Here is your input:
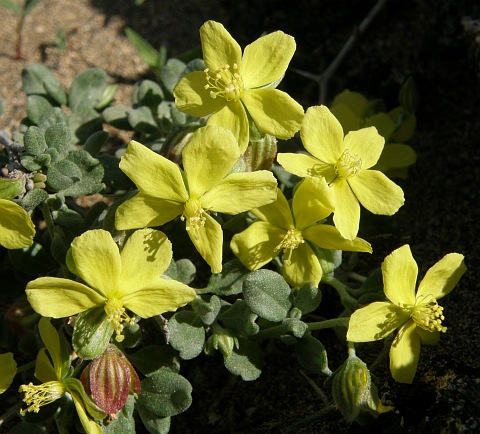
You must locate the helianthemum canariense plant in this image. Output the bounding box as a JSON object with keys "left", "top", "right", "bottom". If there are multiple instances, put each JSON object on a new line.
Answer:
{"left": 277, "top": 105, "right": 405, "bottom": 240}
{"left": 231, "top": 177, "right": 372, "bottom": 288}
{"left": 173, "top": 20, "right": 304, "bottom": 152}
{"left": 347, "top": 244, "right": 466, "bottom": 383}
{"left": 26, "top": 229, "right": 196, "bottom": 342}
{"left": 115, "top": 125, "right": 278, "bottom": 273}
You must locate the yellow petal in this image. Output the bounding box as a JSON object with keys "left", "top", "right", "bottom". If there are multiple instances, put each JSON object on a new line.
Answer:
{"left": 230, "top": 221, "right": 285, "bottom": 270}
{"left": 276, "top": 153, "right": 328, "bottom": 179}
{"left": 303, "top": 224, "right": 372, "bottom": 253}
{"left": 26, "top": 277, "right": 104, "bottom": 318}
{"left": 329, "top": 103, "right": 363, "bottom": 134}
{"left": 38, "top": 318, "right": 62, "bottom": 379}
{"left": 71, "top": 391, "right": 103, "bottom": 434}
{"left": 71, "top": 230, "right": 121, "bottom": 296}
{"left": 251, "top": 187, "right": 293, "bottom": 229}
{"left": 0, "top": 353, "right": 16, "bottom": 394}
{"left": 344, "top": 126, "right": 384, "bottom": 169}
{"left": 0, "top": 199, "right": 35, "bottom": 249}
{"left": 200, "top": 20, "right": 242, "bottom": 71}
{"left": 349, "top": 170, "right": 404, "bottom": 215}
{"left": 300, "top": 106, "right": 344, "bottom": 164}
{"left": 173, "top": 71, "right": 226, "bottom": 117}
{"left": 122, "top": 280, "right": 196, "bottom": 318}
{"left": 183, "top": 125, "right": 239, "bottom": 198}
{"left": 283, "top": 243, "right": 322, "bottom": 289}
{"left": 207, "top": 101, "right": 249, "bottom": 152}
{"left": 346, "top": 302, "right": 409, "bottom": 342}
{"left": 241, "top": 88, "right": 303, "bottom": 139}
{"left": 34, "top": 348, "right": 56, "bottom": 383}
{"left": 417, "top": 252, "right": 466, "bottom": 300}
{"left": 365, "top": 113, "right": 396, "bottom": 141}
{"left": 118, "top": 229, "right": 173, "bottom": 297}
{"left": 382, "top": 244, "right": 417, "bottom": 306}
{"left": 242, "top": 31, "right": 296, "bottom": 88}
{"left": 202, "top": 171, "right": 277, "bottom": 214}
{"left": 331, "top": 89, "right": 369, "bottom": 118}
{"left": 115, "top": 193, "right": 184, "bottom": 230}
{"left": 120, "top": 140, "right": 188, "bottom": 203}
{"left": 416, "top": 327, "right": 440, "bottom": 345}
{"left": 187, "top": 212, "right": 223, "bottom": 273}
{"left": 331, "top": 180, "right": 360, "bottom": 240}
{"left": 389, "top": 320, "right": 421, "bottom": 384}
{"left": 292, "top": 177, "right": 333, "bottom": 230}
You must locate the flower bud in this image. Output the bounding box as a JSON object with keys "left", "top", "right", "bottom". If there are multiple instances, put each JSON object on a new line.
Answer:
{"left": 243, "top": 133, "right": 277, "bottom": 171}
{"left": 332, "top": 354, "right": 393, "bottom": 425}
{"left": 80, "top": 345, "right": 140, "bottom": 415}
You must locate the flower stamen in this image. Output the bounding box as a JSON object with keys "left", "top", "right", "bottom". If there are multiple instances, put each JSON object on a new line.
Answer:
{"left": 19, "top": 381, "right": 65, "bottom": 415}
{"left": 105, "top": 299, "right": 136, "bottom": 342}
{"left": 411, "top": 295, "right": 446, "bottom": 333}
{"left": 204, "top": 63, "right": 244, "bottom": 101}
{"left": 275, "top": 228, "right": 304, "bottom": 265}
{"left": 182, "top": 199, "right": 207, "bottom": 239}
{"left": 334, "top": 149, "right": 362, "bottom": 179}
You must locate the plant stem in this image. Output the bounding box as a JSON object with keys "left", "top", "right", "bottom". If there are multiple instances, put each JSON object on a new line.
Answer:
{"left": 322, "top": 275, "right": 357, "bottom": 309}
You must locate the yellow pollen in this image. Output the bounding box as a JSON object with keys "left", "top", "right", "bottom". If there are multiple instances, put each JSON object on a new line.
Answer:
{"left": 204, "top": 63, "right": 244, "bottom": 101}
{"left": 105, "top": 299, "right": 135, "bottom": 342}
{"left": 19, "top": 381, "right": 65, "bottom": 415}
{"left": 334, "top": 149, "right": 362, "bottom": 179}
{"left": 411, "top": 295, "right": 446, "bottom": 333}
{"left": 275, "top": 228, "right": 304, "bottom": 265}
{"left": 182, "top": 199, "right": 207, "bottom": 239}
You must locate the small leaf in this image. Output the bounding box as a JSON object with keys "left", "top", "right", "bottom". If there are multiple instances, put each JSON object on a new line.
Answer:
{"left": 294, "top": 334, "right": 331, "bottom": 375}
{"left": 125, "top": 27, "right": 161, "bottom": 69}
{"left": 19, "top": 188, "right": 48, "bottom": 210}
{"left": 175, "top": 258, "right": 196, "bottom": 285}
{"left": 68, "top": 68, "right": 107, "bottom": 111}
{"left": 69, "top": 105, "right": 103, "bottom": 144}
{"left": 0, "top": 179, "right": 23, "bottom": 199}
{"left": 137, "top": 368, "right": 192, "bottom": 418}
{"left": 22, "top": 64, "right": 65, "bottom": 104}
{"left": 168, "top": 311, "right": 205, "bottom": 360}
{"left": 84, "top": 130, "right": 109, "bottom": 157}
{"left": 128, "top": 106, "right": 158, "bottom": 134}
{"left": 282, "top": 318, "right": 308, "bottom": 338}
{"left": 294, "top": 282, "right": 322, "bottom": 315}
{"left": 44, "top": 124, "right": 73, "bottom": 156}
{"left": 160, "top": 58, "right": 186, "bottom": 94}
{"left": 37, "top": 107, "right": 68, "bottom": 130}
{"left": 223, "top": 338, "right": 263, "bottom": 381}
{"left": 127, "top": 345, "right": 180, "bottom": 376}
{"left": 102, "top": 106, "right": 132, "bottom": 130}
{"left": 23, "top": 126, "right": 47, "bottom": 155}
{"left": 218, "top": 300, "right": 259, "bottom": 337}
{"left": 26, "top": 95, "right": 53, "bottom": 125}
{"left": 132, "top": 80, "right": 164, "bottom": 109}
{"left": 72, "top": 307, "right": 114, "bottom": 359}
{"left": 192, "top": 295, "right": 221, "bottom": 326}
{"left": 206, "top": 259, "right": 249, "bottom": 296}
{"left": 243, "top": 269, "right": 292, "bottom": 322}
{"left": 102, "top": 395, "right": 135, "bottom": 433}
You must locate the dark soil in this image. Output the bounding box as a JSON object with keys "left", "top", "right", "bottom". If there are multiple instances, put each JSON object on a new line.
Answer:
{"left": 1, "top": 0, "right": 480, "bottom": 433}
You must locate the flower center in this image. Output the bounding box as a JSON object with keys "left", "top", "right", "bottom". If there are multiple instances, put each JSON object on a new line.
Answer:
{"left": 182, "top": 199, "right": 207, "bottom": 239}
{"left": 19, "top": 380, "right": 65, "bottom": 415}
{"left": 411, "top": 294, "right": 446, "bottom": 333}
{"left": 334, "top": 149, "right": 362, "bottom": 179}
{"left": 204, "top": 63, "right": 244, "bottom": 101}
{"left": 105, "top": 298, "right": 136, "bottom": 342}
{"left": 275, "top": 228, "right": 304, "bottom": 265}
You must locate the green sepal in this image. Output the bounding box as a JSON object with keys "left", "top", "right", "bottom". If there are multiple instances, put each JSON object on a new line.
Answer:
{"left": 136, "top": 367, "right": 192, "bottom": 418}
{"left": 72, "top": 306, "right": 114, "bottom": 359}
{"left": 243, "top": 269, "right": 292, "bottom": 322}
{"left": 64, "top": 378, "right": 107, "bottom": 421}
{"left": 168, "top": 310, "right": 205, "bottom": 360}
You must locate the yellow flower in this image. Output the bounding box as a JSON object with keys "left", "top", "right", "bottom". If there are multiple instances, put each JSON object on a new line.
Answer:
{"left": 277, "top": 105, "right": 405, "bottom": 240}
{"left": 230, "top": 177, "right": 372, "bottom": 289}
{"left": 115, "top": 125, "right": 278, "bottom": 273}
{"left": 0, "top": 352, "right": 17, "bottom": 394}
{"left": 26, "top": 229, "right": 196, "bottom": 341}
{"left": 0, "top": 198, "right": 35, "bottom": 249}
{"left": 19, "top": 318, "right": 105, "bottom": 434}
{"left": 173, "top": 20, "right": 304, "bottom": 152}
{"left": 346, "top": 245, "right": 466, "bottom": 383}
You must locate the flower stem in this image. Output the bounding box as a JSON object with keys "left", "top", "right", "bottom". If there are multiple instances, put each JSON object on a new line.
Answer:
{"left": 322, "top": 275, "right": 357, "bottom": 309}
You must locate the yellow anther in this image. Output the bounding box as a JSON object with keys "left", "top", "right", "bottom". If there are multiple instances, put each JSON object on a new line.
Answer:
{"left": 204, "top": 64, "right": 244, "bottom": 101}
{"left": 105, "top": 299, "right": 135, "bottom": 342}
{"left": 334, "top": 149, "right": 362, "bottom": 179}
{"left": 411, "top": 295, "right": 446, "bottom": 333}
{"left": 19, "top": 381, "right": 65, "bottom": 415}
{"left": 275, "top": 228, "right": 304, "bottom": 265}
{"left": 182, "top": 199, "right": 207, "bottom": 239}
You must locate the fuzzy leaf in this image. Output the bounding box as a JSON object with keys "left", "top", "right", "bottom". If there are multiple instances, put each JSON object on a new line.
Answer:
{"left": 243, "top": 269, "right": 292, "bottom": 322}
{"left": 68, "top": 68, "right": 107, "bottom": 111}
{"left": 132, "top": 80, "right": 164, "bottom": 109}
{"left": 102, "top": 395, "right": 135, "bottom": 433}
{"left": 22, "top": 64, "right": 66, "bottom": 105}
{"left": 69, "top": 105, "right": 103, "bottom": 143}
{"left": 128, "top": 106, "right": 158, "bottom": 134}
{"left": 223, "top": 338, "right": 263, "bottom": 381}
{"left": 125, "top": 27, "right": 161, "bottom": 70}
{"left": 27, "top": 95, "right": 53, "bottom": 125}
{"left": 137, "top": 407, "right": 171, "bottom": 434}
{"left": 84, "top": 130, "right": 109, "bottom": 157}
{"left": 160, "top": 58, "right": 186, "bottom": 94}
{"left": 294, "top": 282, "right": 322, "bottom": 314}
{"left": 102, "top": 106, "right": 132, "bottom": 130}
{"left": 206, "top": 259, "right": 249, "bottom": 296}
{"left": 294, "top": 335, "right": 331, "bottom": 375}
{"left": 44, "top": 124, "right": 73, "bottom": 156}
{"left": 127, "top": 345, "right": 180, "bottom": 376}
{"left": 37, "top": 107, "right": 68, "bottom": 130}
{"left": 192, "top": 295, "right": 221, "bottom": 326}
{"left": 24, "top": 126, "right": 47, "bottom": 155}
{"left": 137, "top": 368, "right": 192, "bottom": 418}
{"left": 219, "top": 300, "right": 259, "bottom": 337}
{"left": 168, "top": 311, "right": 205, "bottom": 360}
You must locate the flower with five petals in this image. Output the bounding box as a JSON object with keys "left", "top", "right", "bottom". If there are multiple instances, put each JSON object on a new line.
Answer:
{"left": 277, "top": 105, "right": 405, "bottom": 240}
{"left": 26, "top": 229, "right": 196, "bottom": 342}
{"left": 173, "top": 20, "right": 304, "bottom": 152}
{"left": 346, "top": 244, "right": 466, "bottom": 383}
{"left": 115, "top": 125, "right": 278, "bottom": 273}
{"left": 230, "top": 177, "right": 372, "bottom": 289}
